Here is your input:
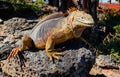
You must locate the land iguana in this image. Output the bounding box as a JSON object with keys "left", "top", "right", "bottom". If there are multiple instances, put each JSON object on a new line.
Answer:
{"left": 7, "top": 10, "right": 94, "bottom": 61}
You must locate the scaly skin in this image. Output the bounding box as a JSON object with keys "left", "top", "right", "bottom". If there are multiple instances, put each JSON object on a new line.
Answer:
{"left": 7, "top": 10, "right": 94, "bottom": 61}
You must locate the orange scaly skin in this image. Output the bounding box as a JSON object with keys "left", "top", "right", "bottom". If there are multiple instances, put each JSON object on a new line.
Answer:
{"left": 7, "top": 10, "right": 94, "bottom": 61}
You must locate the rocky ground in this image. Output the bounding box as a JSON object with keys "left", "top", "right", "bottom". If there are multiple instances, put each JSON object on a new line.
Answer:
{"left": 0, "top": 17, "right": 120, "bottom": 77}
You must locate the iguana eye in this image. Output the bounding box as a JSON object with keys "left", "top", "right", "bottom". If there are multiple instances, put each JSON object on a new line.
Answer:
{"left": 76, "top": 16, "right": 85, "bottom": 22}
{"left": 81, "top": 16, "right": 84, "bottom": 19}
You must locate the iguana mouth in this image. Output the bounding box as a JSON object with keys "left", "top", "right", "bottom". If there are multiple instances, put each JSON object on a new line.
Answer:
{"left": 80, "top": 22, "right": 94, "bottom": 27}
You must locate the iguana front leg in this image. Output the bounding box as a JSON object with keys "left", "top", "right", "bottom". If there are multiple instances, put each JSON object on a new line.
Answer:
{"left": 7, "top": 36, "right": 34, "bottom": 59}
{"left": 45, "top": 36, "right": 63, "bottom": 61}
{"left": 45, "top": 28, "right": 73, "bottom": 61}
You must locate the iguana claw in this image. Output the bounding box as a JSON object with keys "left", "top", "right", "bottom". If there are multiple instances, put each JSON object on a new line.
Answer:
{"left": 7, "top": 48, "right": 20, "bottom": 59}
{"left": 47, "top": 52, "right": 63, "bottom": 61}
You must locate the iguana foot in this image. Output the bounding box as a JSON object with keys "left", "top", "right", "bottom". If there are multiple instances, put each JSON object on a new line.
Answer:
{"left": 46, "top": 52, "right": 63, "bottom": 61}
{"left": 7, "top": 48, "right": 20, "bottom": 59}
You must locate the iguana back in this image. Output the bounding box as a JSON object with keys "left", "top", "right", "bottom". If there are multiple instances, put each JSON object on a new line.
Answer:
{"left": 30, "top": 17, "right": 64, "bottom": 44}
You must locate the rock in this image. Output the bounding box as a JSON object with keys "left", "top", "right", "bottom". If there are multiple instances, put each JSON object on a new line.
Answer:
{"left": 3, "top": 36, "right": 15, "bottom": 44}
{"left": 90, "top": 64, "right": 120, "bottom": 77}
{"left": 1, "top": 43, "right": 95, "bottom": 77}
{"left": 3, "top": 17, "right": 37, "bottom": 35}
{"left": 0, "top": 19, "right": 3, "bottom": 24}
{"left": 90, "top": 55, "right": 120, "bottom": 77}
{"left": 0, "top": 65, "right": 11, "bottom": 77}
{"left": 4, "top": 17, "right": 27, "bottom": 27}
{"left": 0, "top": 24, "right": 8, "bottom": 37}
{"left": 0, "top": 44, "right": 4, "bottom": 48}
{"left": 0, "top": 44, "right": 13, "bottom": 61}
{"left": 0, "top": 36, "right": 5, "bottom": 41}
{"left": 96, "top": 55, "right": 119, "bottom": 69}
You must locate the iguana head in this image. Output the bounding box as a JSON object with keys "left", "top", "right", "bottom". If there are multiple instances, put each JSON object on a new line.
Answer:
{"left": 68, "top": 10, "right": 94, "bottom": 27}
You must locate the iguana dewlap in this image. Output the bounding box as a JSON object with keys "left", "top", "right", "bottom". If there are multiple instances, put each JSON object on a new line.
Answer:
{"left": 7, "top": 10, "right": 94, "bottom": 61}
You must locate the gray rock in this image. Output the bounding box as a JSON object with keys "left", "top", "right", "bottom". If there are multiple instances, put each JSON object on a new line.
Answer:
{"left": 3, "top": 17, "right": 37, "bottom": 35}
{"left": 3, "top": 49, "right": 120, "bottom": 77}
{"left": 1, "top": 42, "right": 95, "bottom": 77}
{"left": 0, "top": 36, "right": 4, "bottom": 41}
{"left": 3, "top": 36, "right": 15, "bottom": 44}
{"left": 96, "top": 55, "right": 119, "bottom": 69}
{"left": 0, "top": 44, "right": 13, "bottom": 61}
{"left": 0, "top": 19, "right": 3, "bottom": 24}
{"left": 0, "top": 44, "right": 4, "bottom": 48}
{"left": 4, "top": 17, "right": 27, "bottom": 27}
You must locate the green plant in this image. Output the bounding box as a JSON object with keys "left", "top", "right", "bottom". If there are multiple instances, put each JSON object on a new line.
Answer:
{"left": 3, "top": 0, "right": 25, "bottom": 4}
{"left": 93, "top": 9, "right": 120, "bottom": 63}
{"left": 114, "top": 25, "right": 120, "bottom": 35}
